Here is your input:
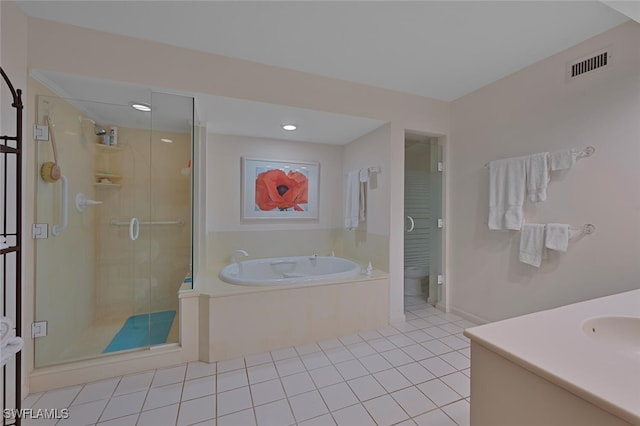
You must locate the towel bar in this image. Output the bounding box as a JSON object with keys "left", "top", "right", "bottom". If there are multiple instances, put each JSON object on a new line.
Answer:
{"left": 483, "top": 146, "right": 595, "bottom": 168}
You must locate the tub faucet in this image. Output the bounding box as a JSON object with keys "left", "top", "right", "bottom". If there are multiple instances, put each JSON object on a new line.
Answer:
{"left": 231, "top": 249, "right": 249, "bottom": 264}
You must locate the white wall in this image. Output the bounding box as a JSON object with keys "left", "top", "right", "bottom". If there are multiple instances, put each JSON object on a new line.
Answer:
{"left": 449, "top": 21, "right": 640, "bottom": 323}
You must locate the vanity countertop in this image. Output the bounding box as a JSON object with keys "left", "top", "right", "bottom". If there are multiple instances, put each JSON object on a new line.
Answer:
{"left": 464, "top": 289, "right": 640, "bottom": 425}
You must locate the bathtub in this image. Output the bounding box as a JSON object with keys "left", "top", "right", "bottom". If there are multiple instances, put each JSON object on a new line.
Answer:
{"left": 219, "top": 255, "right": 361, "bottom": 286}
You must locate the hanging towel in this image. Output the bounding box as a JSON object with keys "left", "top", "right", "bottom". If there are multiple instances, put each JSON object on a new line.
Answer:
{"left": 344, "top": 171, "right": 360, "bottom": 230}
{"left": 359, "top": 168, "right": 368, "bottom": 222}
{"left": 519, "top": 223, "right": 546, "bottom": 267}
{"left": 489, "top": 157, "right": 527, "bottom": 230}
{"left": 1, "top": 332, "right": 23, "bottom": 367}
{"left": 550, "top": 149, "right": 577, "bottom": 171}
{"left": 1, "top": 316, "right": 13, "bottom": 349}
{"left": 546, "top": 223, "right": 570, "bottom": 252}
{"left": 525, "top": 152, "right": 550, "bottom": 202}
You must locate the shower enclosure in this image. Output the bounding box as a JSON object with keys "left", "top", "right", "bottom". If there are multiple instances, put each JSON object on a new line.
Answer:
{"left": 404, "top": 135, "right": 443, "bottom": 306}
{"left": 32, "top": 79, "right": 194, "bottom": 367}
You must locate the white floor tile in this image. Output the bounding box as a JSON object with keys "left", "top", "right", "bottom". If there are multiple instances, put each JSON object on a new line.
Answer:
{"left": 22, "top": 392, "right": 43, "bottom": 409}
{"left": 275, "top": 357, "right": 306, "bottom": 377}
{"left": 324, "top": 347, "right": 355, "bottom": 364}
{"left": 318, "top": 382, "right": 358, "bottom": 411}
{"left": 461, "top": 368, "right": 471, "bottom": 378}
{"left": 439, "top": 335, "right": 469, "bottom": 350}
{"left": 96, "top": 414, "right": 138, "bottom": 426}
{"left": 402, "top": 344, "right": 435, "bottom": 362}
{"left": 441, "top": 372, "right": 470, "bottom": 398}
{"left": 454, "top": 320, "right": 477, "bottom": 329}
{"left": 338, "top": 333, "right": 364, "bottom": 346}
{"left": 377, "top": 325, "right": 401, "bottom": 337}
{"left": 358, "top": 330, "right": 383, "bottom": 341}
{"left": 317, "top": 338, "right": 343, "bottom": 351}
{"left": 439, "top": 323, "right": 465, "bottom": 335}
{"left": 217, "top": 357, "right": 246, "bottom": 373}
{"left": 367, "top": 338, "right": 396, "bottom": 353}
{"left": 404, "top": 330, "right": 434, "bottom": 344}
{"left": 387, "top": 334, "right": 417, "bottom": 348}
{"left": 380, "top": 348, "right": 414, "bottom": 367}
{"left": 137, "top": 403, "right": 178, "bottom": 426}
{"left": 301, "top": 352, "right": 332, "bottom": 370}
{"left": 251, "top": 378, "right": 286, "bottom": 406}
{"left": 424, "top": 326, "right": 450, "bottom": 339}
{"left": 309, "top": 365, "right": 344, "bottom": 388}
{"left": 218, "top": 408, "right": 256, "bottom": 426}
{"left": 373, "top": 368, "right": 412, "bottom": 393}
{"left": 217, "top": 386, "right": 253, "bottom": 416}
{"left": 217, "top": 369, "right": 249, "bottom": 392}
{"left": 396, "top": 362, "right": 435, "bottom": 385}
{"left": 72, "top": 378, "right": 119, "bottom": 405}
{"left": 245, "top": 352, "right": 273, "bottom": 367}
{"left": 281, "top": 371, "right": 316, "bottom": 397}
{"left": 289, "top": 390, "right": 328, "bottom": 422}
{"left": 271, "top": 347, "right": 298, "bottom": 361}
{"left": 33, "top": 385, "right": 82, "bottom": 409}
{"left": 100, "top": 390, "right": 146, "bottom": 421}
{"left": 255, "top": 399, "right": 295, "bottom": 426}
{"left": 152, "top": 365, "right": 186, "bottom": 387}
{"left": 297, "top": 413, "right": 336, "bottom": 426}
{"left": 392, "top": 322, "right": 418, "bottom": 333}
{"left": 59, "top": 399, "right": 108, "bottom": 426}
{"left": 391, "top": 386, "right": 436, "bottom": 417}
{"left": 248, "top": 363, "right": 279, "bottom": 384}
{"left": 407, "top": 318, "right": 432, "bottom": 329}
{"left": 191, "top": 419, "right": 216, "bottom": 426}
{"left": 186, "top": 361, "right": 217, "bottom": 380}
{"left": 441, "top": 399, "right": 470, "bottom": 426}
{"left": 440, "top": 351, "right": 470, "bottom": 371}
{"left": 417, "top": 379, "right": 462, "bottom": 407}
{"left": 363, "top": 394, "right": 409, "bottom": 426}
{"left": 295, "top": 342, "right": 322, "bottom": 355}
{"left": 143, "top": 382, "right": 182, "bottom": 411}
{"left": 426, "top": 316, "right": 449, "bottom": 326}
{"left": 421, "top": 339, "right": 455, "bottom": 356}
{"left": 346, "top": 342, "right": 376, "bottom": 358}
{"left": 458, "top": 347, "right": 471, "bottom": 358}
{"left": 420, "top": 357, "right": 456, "bottom": 377}
{"left": 332, "top": 403, "right": 375, "bottom": 426}
{"left": 182, "top": 375, "right": 216, "bottom": 401}
{"left": 359, "top": 353, "right": 393, "bottom": 374}
{"left": 347, "top": 375, "right": 386, "bottom": 402}
{"left": 113, "top": 371, "right": 154, "bottom": 396}
{"left": 413, "top": 408, "right": 457, "bottom": 426}
{"left": 176, "top": 394, "right": 216, "bottom": 426}
{"left": 396, "top": 420, "right": 418, "bottom": 426}
{"left": 334, "top": 359, "right": 369, "bottom": 380}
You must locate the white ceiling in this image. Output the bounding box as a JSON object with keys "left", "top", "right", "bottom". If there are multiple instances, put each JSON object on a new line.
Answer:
{"left": 18, "top": 1, "right": 631, "bottom": 143}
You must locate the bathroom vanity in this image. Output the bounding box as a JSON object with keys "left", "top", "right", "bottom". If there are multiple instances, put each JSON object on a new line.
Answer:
{"left": 464, "top": 290, "right": 640, "bottom": 426}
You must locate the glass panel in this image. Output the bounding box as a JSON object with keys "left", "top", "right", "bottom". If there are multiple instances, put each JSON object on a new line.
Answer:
{"left": 149, "top": 92, "right": 194, "bottom": 346}
{"left": 404, "top": 136, "right": 442, "bottom": 307}
{"left": 34, "top": 94, "right": 152, "bottom": 366}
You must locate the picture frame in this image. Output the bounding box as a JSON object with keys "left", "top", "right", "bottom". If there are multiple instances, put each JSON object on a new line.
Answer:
{"left": 241, "top": 157, "right": 320, "bottom": 220}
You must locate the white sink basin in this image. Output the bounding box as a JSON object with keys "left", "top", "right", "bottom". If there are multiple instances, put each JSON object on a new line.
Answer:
{"left": 581, "top": 316, "right": 640, "bottom": 356}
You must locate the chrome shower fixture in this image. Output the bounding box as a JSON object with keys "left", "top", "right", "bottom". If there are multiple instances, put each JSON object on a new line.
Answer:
{"left": 78, "top": 115, "right": 105, "bottom": 135}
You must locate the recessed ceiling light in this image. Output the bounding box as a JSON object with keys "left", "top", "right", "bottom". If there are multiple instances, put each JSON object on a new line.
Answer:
{"left": 282, "top": 124, "right": 297, "bottom": 131}
{"left": 161, "top": 138, "right": 173, "bottom": 143}
{"left": 131, "top": 102, "right": 151, "bottom": 112}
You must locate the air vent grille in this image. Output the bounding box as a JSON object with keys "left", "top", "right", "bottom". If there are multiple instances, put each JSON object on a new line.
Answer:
{"left": 569, "top": 49, "right": 610, "bottom": 78}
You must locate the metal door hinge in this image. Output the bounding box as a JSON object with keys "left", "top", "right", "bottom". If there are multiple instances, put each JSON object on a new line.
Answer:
{"left": 437, "top": 218, "right": 444, "bottom": 229}
{"left": 34, "top": 125, "right": 49, "bottom": 141}
{"left": 437, "top": 275, "right": 444, "bottom": 285}
{"left": 32, "top": 223, "right": 48, "bottom": 239}
{"left": 437, "top": 162, "right": 444, "bottom": 172}
{"left": 32, "top": 321, "right": 48, "bottom": 338}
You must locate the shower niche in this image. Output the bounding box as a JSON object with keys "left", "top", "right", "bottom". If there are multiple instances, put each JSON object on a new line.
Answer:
{"left": 32, "top": 74, "right": 194, "bottom": 368}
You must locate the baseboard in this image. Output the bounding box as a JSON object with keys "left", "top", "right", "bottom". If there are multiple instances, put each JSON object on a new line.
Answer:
{"left": 449, "top": 306, "right": 490, "bottom": 325}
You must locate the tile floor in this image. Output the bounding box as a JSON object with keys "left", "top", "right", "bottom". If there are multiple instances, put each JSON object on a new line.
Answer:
{"left": 22, "top": 297, "right": 475, "bottom": 426}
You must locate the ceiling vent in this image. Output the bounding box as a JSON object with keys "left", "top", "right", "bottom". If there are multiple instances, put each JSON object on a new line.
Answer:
{"left": 567, "top": 48, "right": 611, "bottom": 79}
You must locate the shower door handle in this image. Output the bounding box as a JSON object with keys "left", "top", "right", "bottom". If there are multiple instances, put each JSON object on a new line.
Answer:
{"left": 52, "top": 175, "right": 68, "bottom": 236}
{"left": 129, "top": 217, "right": 140, "bottom": 241}
{"left": 406, "top": 215, "right": 415, "bottom": 233}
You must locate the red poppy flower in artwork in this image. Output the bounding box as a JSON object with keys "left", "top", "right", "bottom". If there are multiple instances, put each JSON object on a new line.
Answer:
{"left": 255, "top": 169, "right": 308, "bottom": 211}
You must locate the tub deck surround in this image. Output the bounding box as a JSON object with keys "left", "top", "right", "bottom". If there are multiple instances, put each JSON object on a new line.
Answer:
{"left": 464, "top": 290, "right": 640, "bottom": 425}
{"left": 199, "top": 266, "right": 390, "bottom": 362}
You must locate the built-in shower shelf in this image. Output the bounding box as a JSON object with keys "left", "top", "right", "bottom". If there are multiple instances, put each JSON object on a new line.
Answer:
{"left": 94, "top": 182, "right": 121, "bottom": 188}
{"left": 96, "top": 172, "right": 122, "bottom": 179}
{"left": 95, "top": 143, "right": 122, "bottom": 152}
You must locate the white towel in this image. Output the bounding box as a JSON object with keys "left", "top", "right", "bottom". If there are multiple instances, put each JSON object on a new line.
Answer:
{"left": 359, "top": 169, "right": 368, "bottom": 222}
{"left": 1, "top": 316, "right": 13, "bottom": 348}
{"left": 525, "top": 152, "right": 550, "bottom": 202}
{"left": 545, "top": 223, "right": 570, "bottom": 252}
{"left": 489, "top": 156, "right": 527, "bottom": 230}
{"left": 1, "top": 331, "right": 23, "bottom": 367}
{"left": 519, "top": 223, "right": 546, "bottom": 267}
{"left": 344, "top": 171, "right": 360, "bottom": 229}
{"left": 550, "top": 149, "right": 576, "bottom": 171}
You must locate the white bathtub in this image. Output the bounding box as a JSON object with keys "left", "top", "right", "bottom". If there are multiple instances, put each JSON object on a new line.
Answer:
{"left": 219, "top": 255, "right": 361, "bottom": 286}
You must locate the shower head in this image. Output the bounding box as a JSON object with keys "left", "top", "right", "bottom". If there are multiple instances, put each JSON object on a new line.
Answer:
{"left": 94, "top": 125, "right": 107, "bottom": 136}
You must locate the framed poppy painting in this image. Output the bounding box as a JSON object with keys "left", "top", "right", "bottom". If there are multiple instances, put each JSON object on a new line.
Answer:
{"left": 241, "top": 157, "right": 320, "bottom": 220}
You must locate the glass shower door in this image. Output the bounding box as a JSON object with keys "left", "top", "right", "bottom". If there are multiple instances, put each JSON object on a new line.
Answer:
{"left": 34, "top": 94, "right": 152, "bottom": 367}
